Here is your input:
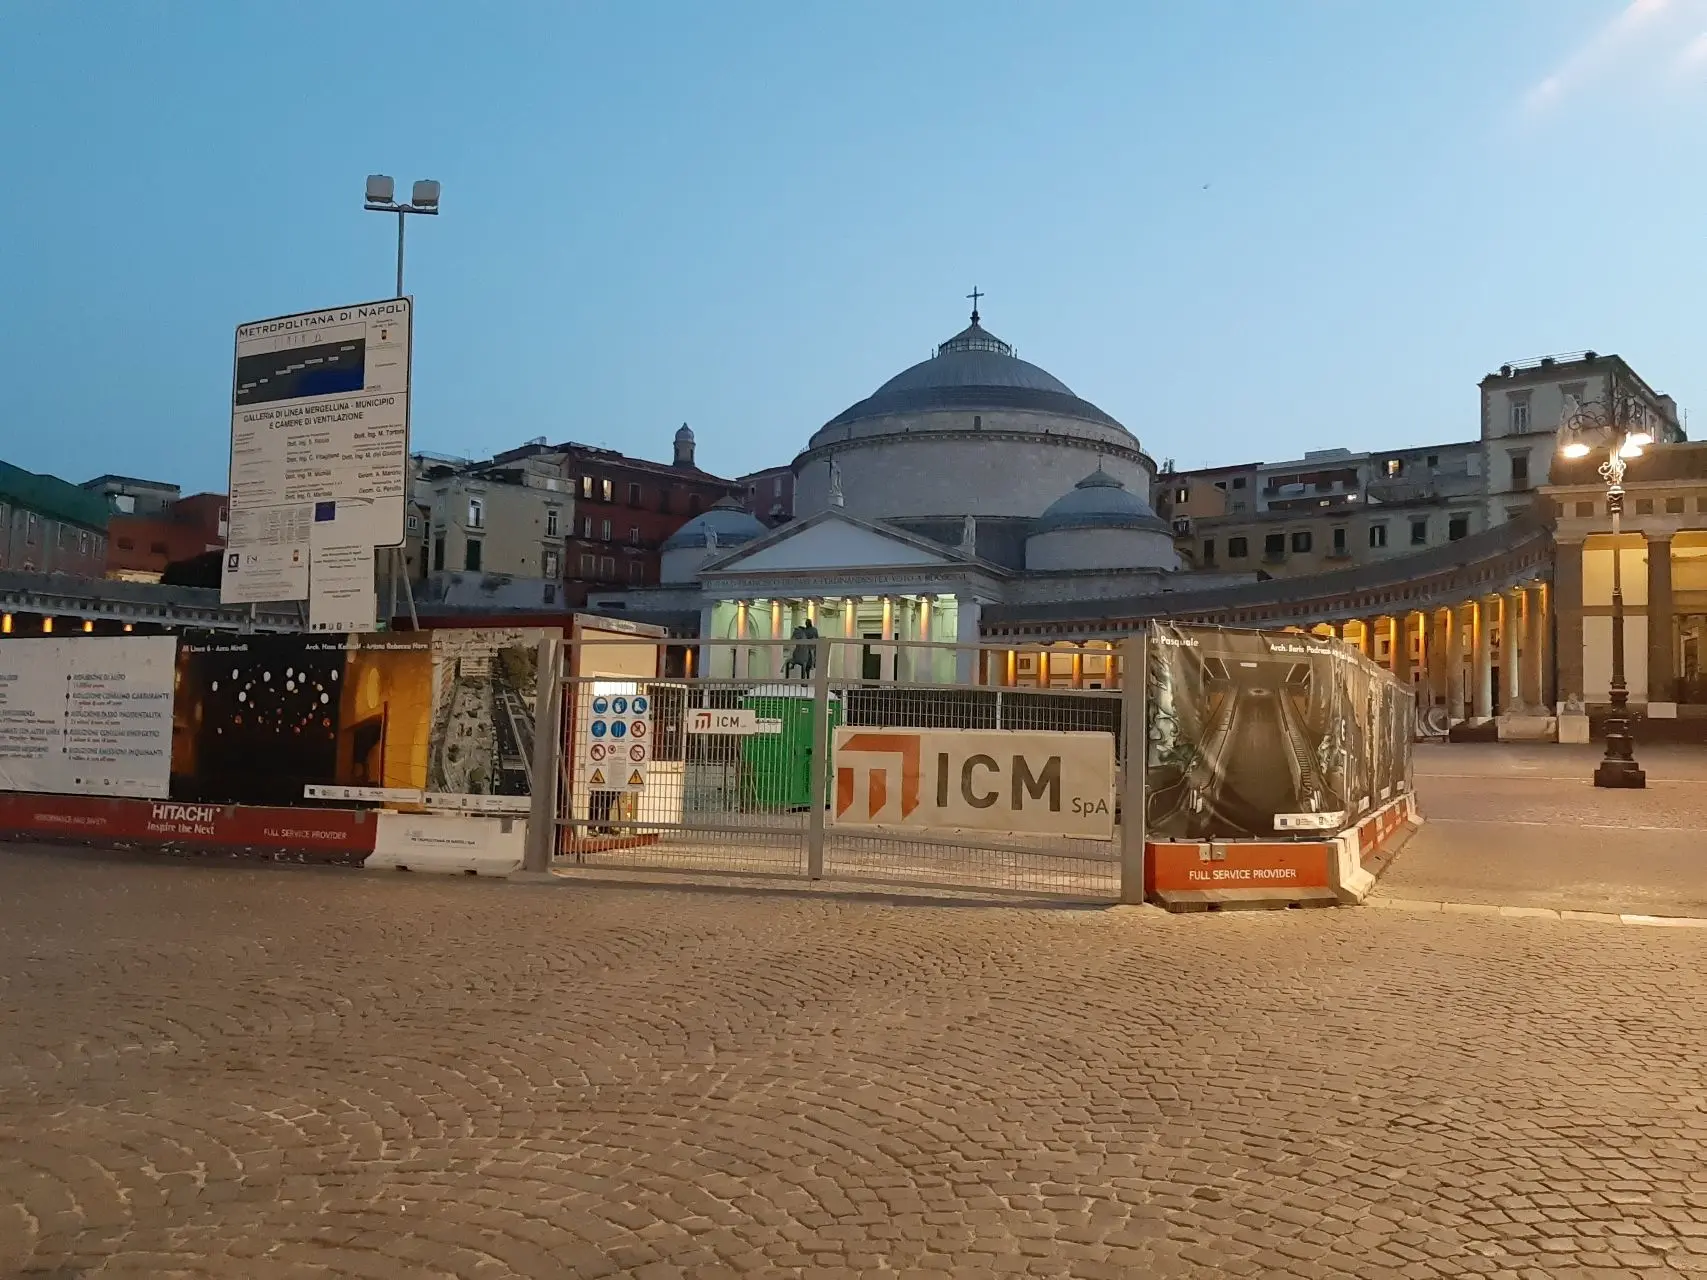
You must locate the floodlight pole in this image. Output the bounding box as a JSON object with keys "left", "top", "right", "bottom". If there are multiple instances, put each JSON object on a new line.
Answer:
{"left": 363, "top": 181, "right": 438, "bottom": 631}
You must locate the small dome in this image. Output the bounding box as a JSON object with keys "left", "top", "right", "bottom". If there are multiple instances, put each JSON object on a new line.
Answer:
{"left": 660, "top": 498, "right": 765, "bottom": 551}
{"left": 675, "top": 423, "right": 695, "bottom": 441}
{"left": 1033, "top": 466, "right": 1170, "bottom": 535}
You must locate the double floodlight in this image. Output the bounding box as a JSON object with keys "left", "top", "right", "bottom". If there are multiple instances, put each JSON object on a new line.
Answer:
{"left": 365, "top": 174, "right": 441, "bottom": 212}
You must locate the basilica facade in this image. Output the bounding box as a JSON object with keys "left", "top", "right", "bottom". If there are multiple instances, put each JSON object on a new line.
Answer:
{"left": 590, "top": 308, "right": 1239, "bottom": 681}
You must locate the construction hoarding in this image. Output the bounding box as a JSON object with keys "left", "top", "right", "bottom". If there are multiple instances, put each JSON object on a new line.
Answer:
{"left": 1144, "top": 623, "right": 1414, "bottom": 842}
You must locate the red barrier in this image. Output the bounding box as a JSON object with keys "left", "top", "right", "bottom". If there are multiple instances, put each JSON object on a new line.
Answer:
{"left": 0, "top": 793, "right": 376, "bottom": 865}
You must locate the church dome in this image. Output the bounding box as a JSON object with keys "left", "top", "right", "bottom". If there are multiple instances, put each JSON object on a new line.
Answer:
{"left": 813, "top": 314, "right": 1129, "bottom": 437}
{"left": 1034, "top": 466, "right": 1171, "bottom": 535}
{"left": 660, "top": 499, "right": 765, "bottom": 552}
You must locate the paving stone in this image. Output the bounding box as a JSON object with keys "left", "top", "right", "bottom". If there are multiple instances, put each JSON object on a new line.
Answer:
{"left": 0, "top": 845, "right": 1705, "bottom": 1277}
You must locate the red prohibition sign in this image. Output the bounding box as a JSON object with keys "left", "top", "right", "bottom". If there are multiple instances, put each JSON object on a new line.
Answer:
{"left": 629, "top": 743, "right": 646, "bottom": 762}
{"left": 589, "top": 742, "right": 607, "bottom": 761}
{"left": 630, "top": 721, "right": 648, "bottom": 739}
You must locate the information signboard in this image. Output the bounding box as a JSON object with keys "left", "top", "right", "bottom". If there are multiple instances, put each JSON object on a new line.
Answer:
{"left": 222, "top": 298, "right": 412, "bottom": 605}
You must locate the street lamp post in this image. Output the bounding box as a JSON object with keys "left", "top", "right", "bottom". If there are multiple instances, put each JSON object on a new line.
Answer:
{"left": 1558, "top": 395, "right": 1652, "bottom": 789}
{"left": 363, "top": 175, "right": 440, "bottom": 299}
{"left": 362, "top": 175, "right": 438, "bottom": 631}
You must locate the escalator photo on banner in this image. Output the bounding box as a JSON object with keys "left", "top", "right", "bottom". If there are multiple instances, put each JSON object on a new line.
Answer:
{"left": 1145, "top": 623, "right": 1412, "bottom": 841}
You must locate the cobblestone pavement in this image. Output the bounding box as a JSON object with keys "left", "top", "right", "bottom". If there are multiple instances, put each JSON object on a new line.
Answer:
{"left": 5, "top": 846, "right": 1707, "bottom": 1279}
{"left": 1384, "top": 744, "right": 1707, "bottom": 915}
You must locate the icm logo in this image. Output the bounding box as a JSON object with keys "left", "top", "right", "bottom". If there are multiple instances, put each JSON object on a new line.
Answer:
{"left": 835, "top": 733, "right": 921, "bottom": 822}
{"left": 151, "top": 803, "right": 218, "bottom": 824}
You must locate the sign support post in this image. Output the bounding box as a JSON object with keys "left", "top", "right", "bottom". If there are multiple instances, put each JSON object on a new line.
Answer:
{"left": 805, "top": 636, "right": 831, "bottom": 880}
{"left": 1119, "top": 628, "right": 1149, "bottom": 904}
{"left": 524, "top": 634, "right": 563, "bottom": 873}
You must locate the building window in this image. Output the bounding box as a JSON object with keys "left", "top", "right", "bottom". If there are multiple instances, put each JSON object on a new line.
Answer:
{"left": 1509, "top": 399, "right": 1530, "bottom": 434}
{"left": 544, "top": 584, "right": 557, "bottom": 605}
{"left": 1291, "top": 530, "right": 1312, "bottom": 553}
{"left": 629, "top": 561, "right": 645, "bottom": 583}
{"left": 1232, "top": 477, "right": 1246, "bottom": 490}
{"left": 117, "top": 537, "right": 135, "bottom": 551}
{"left": 25, "top": 513, "right": 37, "bottom": 543}
{"left": 629, "top": 526, "right": 641, "bottom": 544}
{"left": 465, "top": 538, "right": 483, "bottom": 571}
{"left": 583, "top": 516, "right": 593, "bottom": 538}
{"left": 1172, "top": 518, "right": 1191, "bottom": 535}
{"left": 407, "top": 514, "right": 421, "bottom": 535}
{"left": 600, "top": 519, "right": 612, "bottom": 541}
{"left": 150, "top": 541, "right": 168, "bottom": 555}
{"left": 581, "top": 476, "right": 594, "bottom": 499}
{"left": 1369, "top": 523, "right": 1388, "bottom": 548}
{"left": 1331, "top": 527, "right": 1347, "bottom": 555}
{"left": 659, "top": 490, "right": 672, "bottom": 515}
{"left": 600, "top": 555, "right": 615, "bottom": 578}
{"left": 433, "top": 536, "right": 445, "bottom": 571}
{"left": 1264, "top": 533, "right": 1285, "bottom": 560}
{"left": 1576, "top": 501, "right": 1596, "bottom": 518}
{"left": 972, "top": 415, "right": 982, "bottom": 430}
{"left": 467, "top": 497, "right": 484, "bottom": 529}
{"left": 1201, "top": 538, "right": 1215, "bottom": 562}
{"left": 1174, "top": 487, "right": 1189, "bottom": 504}
{"left": 1667, "top": 497, "right": 1685, "bottom": 514}
{"left": 1213, "top": 480, "right": 1227, "bottom": 491}
{"left": 580, "top": 553, "right": 595, "bottom": 576}
{"left": 1448, "top": 515, "right": 1468, "bottom": 541}
{"left": 601, "top": 478, "right": 613, "bottom": 502}
{"left": 626, "top": 482, "right": 640, "bottom": 507}
{"left": 1426, "top": 454, "right": 1439, "bottom": 469}
{"left": 1510, "top": 452, "right": 1530, "bottom": 490}
{"left": 546, "top": 509, "right": 559, "bottom": 537}
{"left": 1385, "top": 459, "right": 1401, "bottom": 476}
{"left": 1227, "top": 536, "right": 1248, "bottom": 558}
{"left": 1410, "top": 518, "right": 1428, "bottom": 545}
{"left": 543, "top": 550, "right": 560, "bottom": 578}
{"left": 1635, "top": 498, "right": 1654, "bottom": 516}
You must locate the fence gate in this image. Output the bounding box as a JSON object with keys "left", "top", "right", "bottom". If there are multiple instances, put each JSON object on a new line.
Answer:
{"left": 552, "top": 637, "right": 1130, "bottom": 899}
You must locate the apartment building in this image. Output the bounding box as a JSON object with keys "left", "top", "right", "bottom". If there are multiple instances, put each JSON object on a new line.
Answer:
{"left": 739, "top": 463, "right": 796, "bottom": 527}
{"left": 0, "top": 460, "right": 110, "bottom": 576}
{"left": 417, "top": 425, "right": 742, "bottom": 610}
{"left": 1479, "top": 351, "right": 1682, "bottom": 527}
{"left": 103, "top": 492, "right": 229, "bottom": 582}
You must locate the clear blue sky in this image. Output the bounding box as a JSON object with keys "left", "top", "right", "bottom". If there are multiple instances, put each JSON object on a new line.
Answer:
{"left": 4, "top": 1, "right": 1705, "bottom": 493}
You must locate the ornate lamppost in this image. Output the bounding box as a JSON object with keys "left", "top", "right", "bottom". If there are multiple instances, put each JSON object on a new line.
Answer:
{"left": 1557, "top": 392, "right": 1652, "bottom": 789}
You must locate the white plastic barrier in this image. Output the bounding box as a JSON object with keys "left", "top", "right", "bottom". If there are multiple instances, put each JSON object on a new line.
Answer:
{"left": 366, "top": 812, "right": 525, "bottom": 877}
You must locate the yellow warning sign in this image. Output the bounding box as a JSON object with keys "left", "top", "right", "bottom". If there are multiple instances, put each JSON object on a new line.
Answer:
{"left": 589, "top": 767, "right": 607, "bottom": 786}
{"left": 628, "top": 769, "right": 646, "bottom": 787}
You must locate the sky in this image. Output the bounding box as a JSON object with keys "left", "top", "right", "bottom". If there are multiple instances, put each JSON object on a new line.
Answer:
{"left": 3, "top": 1, "right": 1707, "bottom": 493}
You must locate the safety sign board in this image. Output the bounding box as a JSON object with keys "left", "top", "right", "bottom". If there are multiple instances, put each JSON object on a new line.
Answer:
{"left": 583, "top": 689, "right": 651, "bottom": 791}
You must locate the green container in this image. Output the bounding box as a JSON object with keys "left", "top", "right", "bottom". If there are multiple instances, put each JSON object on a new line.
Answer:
{"left": 741, "top": 687, "right": 841, "bottom": 811}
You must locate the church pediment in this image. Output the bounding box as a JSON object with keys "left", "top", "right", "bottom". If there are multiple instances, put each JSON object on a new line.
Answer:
{"left": 702, "top": 511, "right": 968, "bottom": 576}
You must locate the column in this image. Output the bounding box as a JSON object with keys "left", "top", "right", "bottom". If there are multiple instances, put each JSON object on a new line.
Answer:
{"left": 1445, "top": 604, "right": 1465, "bottom": 719}
{"left": 955, "top": 597, "right": 981, "bottom": 684}
{"left": 1429, "top": 608, "right": 1449, "bottom": 707}
{"left": 734, "top": 600, "right": 750, "bottom": 680}
{"left": 1555, "top": 543, "right": 1585, "bottom": 711}
{"left": 880, "top": 595, "right": 895, "bottom": 682}
{"left": 1473, "top": 598, "right": 1493, "bottom": 719}
{"left": 1648, "top": 536, "right": 1675, "bottom": 705}
{"left": 696, "top": 600, "right": 717, "bottom": 680}
{"left": 1393, "top": 613, "right": 1413, "bottom": 688}
{"left": 1520, "top": 585, "right": 1545, "bottom": 710}
{"left": 1070, "top": 647, "right": 1084, "bottom": 690}
{"left": 1503, "top": 590, "right": 1523, "bottom": 712}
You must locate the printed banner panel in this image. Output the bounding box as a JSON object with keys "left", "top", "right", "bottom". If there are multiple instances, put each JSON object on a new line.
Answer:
{"left": 1145, "top": 623, "right": 1414, "bottom": 841}
{"left": 829, "top": 726, "right": 1116, "bottom": 839}
{"left": 166, "top": 627, "right": 549, "bottom": 809}
{"left": 0, "top": 636, "right": 176, "bottom": 799}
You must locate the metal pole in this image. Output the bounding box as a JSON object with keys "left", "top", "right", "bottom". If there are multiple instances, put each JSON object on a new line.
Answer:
{"left": 523, "top": 633, "right": 563, "bottom": 871}
{"left": 804, "top": 635, "right": 831, "bottom": 880}
{"left": 395, "top": 211, "right": 406, "bottom": 299}
{"left": 1118, "top": 628, "right": 1149, "bottom": 904}
{"left": 1595, "top": 471, "right": 1645, "bottom": 787}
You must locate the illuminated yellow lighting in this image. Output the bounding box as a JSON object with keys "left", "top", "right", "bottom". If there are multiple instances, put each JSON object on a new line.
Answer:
{"left": 123, "top": 623, "right": 133, "bottom": 632}
{"left": 1560, "top": 442, "right": 1591, "bottom": 459}
{"left": 1628, "top": 430, "right": 1654, "bottom": 447}
{"left": 42, "top": 618, "right": 53, "bottom": 633}
{"left": 1618, "top": 441, "right": 1644, "bottom": 459}
{"left": 1, "top": 614, "right": 10, "bottom": 635}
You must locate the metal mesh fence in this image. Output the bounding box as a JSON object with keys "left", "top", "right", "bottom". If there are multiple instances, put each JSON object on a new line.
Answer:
{"left": 555, "top": 637, "right": 1123, "bottom": 898}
